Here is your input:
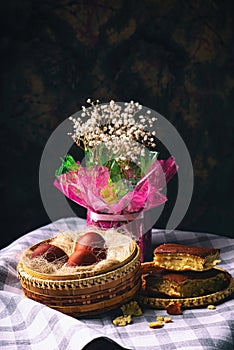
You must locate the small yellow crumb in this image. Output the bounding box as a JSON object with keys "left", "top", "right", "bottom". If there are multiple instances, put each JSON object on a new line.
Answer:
{"left": 164, "top": 317, "right": 173, "bottom": 323}
{"left": 113, "top": 315, "right": 132, "bottom": 326}
{"left": 121, "top": 301, "right": 143, "bottom": 316}
{"left": 156, "top": 316, "right": 164, "bottom": 322}
{"left": 207, "top": 305, "right": 216, "bottom": 310}
{"left": 148, "top": 321, "right": 164, "bottom": 329}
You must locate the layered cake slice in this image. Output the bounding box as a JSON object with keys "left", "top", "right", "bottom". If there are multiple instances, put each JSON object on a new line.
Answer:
{"left": 144, "top": 268, "right": 229, "bottom": 298}
{"left": 153, "top": 243, "right": 220, "bottom": 271}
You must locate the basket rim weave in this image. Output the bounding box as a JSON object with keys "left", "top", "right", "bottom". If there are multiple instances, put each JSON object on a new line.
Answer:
{"left": 17, "top": 244, "right": 141, "bottom": 290}
{"left": 18, "top": 237, "right": 138, "bottom": 281}
{"left": 20, "top": 268, "right": 142, "bottom": 299}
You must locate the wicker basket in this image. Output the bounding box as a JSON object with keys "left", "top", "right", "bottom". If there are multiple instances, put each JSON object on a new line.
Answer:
{"left": 17, "top": 239, "right": 142, "bottom": 317}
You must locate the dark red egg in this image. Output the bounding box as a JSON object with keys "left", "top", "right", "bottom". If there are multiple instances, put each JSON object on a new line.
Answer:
{"left": 76, "top": 231, "right": 106, "bottom": 249}
{"left": 67, "top": 249, "right": 97, "bottom": 267}
{"left": 75, "top": 232, "right": 107, "bottom": 261}
{"left": 31, "top": 243, "right": 68, "bottom": 263}
{"left": 31, "top": 243, "right": 51, "bottom": 258}
{"left": 94, "top": 248, "right": 107, "bottom": 261}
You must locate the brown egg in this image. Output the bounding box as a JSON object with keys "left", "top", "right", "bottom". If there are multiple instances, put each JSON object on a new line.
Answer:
{"left": 67, "top": 249, "right": 97, "bottom": 267}
{"left": 76, "top": 231, "right": 106, "bottom": 249}
{"left": 31, "top": 243, "right": 68, "bottom": 263}
{"left": 31, "top": 243, "right": 51, "bottom": 258}
{"left": 92, "top": 247, "right": 107, "bottom": 261}
{"left": 75, "top": 231, "right": 107, "bottom": 261}
{"left": 166, "top": 302, "right": 182, "bottom": 315}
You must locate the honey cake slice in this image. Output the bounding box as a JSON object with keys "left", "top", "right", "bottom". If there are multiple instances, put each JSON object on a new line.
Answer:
{"left": 144, "top": 268, "right": 229, "bottom": 298}
{"left": 153, "top": 243, "right": 220, "bottom": 271}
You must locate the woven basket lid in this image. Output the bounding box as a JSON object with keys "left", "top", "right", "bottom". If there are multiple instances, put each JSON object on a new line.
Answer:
{"left": 18, "top": 232, "right": 138, "bottom": 281}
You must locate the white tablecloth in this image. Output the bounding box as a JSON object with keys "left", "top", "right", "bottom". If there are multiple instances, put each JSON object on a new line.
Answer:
{"left": 0, "top": 218, "right": 233, "bottom": 349}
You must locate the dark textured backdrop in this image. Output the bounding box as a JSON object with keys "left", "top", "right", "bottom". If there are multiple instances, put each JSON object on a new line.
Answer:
{"left": 0, "top": 0, "right": 233, "bottom": 248}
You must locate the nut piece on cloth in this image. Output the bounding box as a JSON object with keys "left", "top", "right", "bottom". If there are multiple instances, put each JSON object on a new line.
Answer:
{"left": 166, "top": 302, "right": 182, "bottom": 315}
{"left": 113, "top": 301, "right": 142, "bottom": 327}
{"left": 163, "top": 316, "right": 173, "bottom": 323}
{"left": 112, "top": 315, "right": 132, "bottom": 327}
{"left": 153, "top": 243, "right": 220, "bottom": 271}
{"left": 148, "top": 321, "right": 164, "bottom": 328}
{"left": 120, "top": 301, "right": 143, "bottom": 316}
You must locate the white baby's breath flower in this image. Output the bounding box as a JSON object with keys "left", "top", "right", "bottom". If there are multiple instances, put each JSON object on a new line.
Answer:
{"left": 69, "top": 100, "right": 157, "bottom": 165}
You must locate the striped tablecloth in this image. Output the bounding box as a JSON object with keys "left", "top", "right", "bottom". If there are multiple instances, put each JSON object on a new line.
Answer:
{"left": 0, "top": 217, "right": 233, "bottom": 350}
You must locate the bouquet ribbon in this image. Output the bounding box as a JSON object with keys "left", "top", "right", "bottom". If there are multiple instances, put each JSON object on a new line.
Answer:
{"left": 88, "top": 210, "right": 144, "bottom": 222}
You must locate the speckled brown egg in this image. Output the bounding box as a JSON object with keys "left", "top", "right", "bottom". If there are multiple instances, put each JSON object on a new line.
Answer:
{"left": 67, "top": 249, "right": 97, "bottom": 267}
{"left": 31, "top": 243, "right": 68, "bottom": 263}
{"left": 75, "top": 232, "right": 107, "bottom": 261}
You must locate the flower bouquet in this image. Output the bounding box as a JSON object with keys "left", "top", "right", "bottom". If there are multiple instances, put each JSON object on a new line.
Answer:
{"left": 54, "top": 100, "right": 178, "bottom": 261}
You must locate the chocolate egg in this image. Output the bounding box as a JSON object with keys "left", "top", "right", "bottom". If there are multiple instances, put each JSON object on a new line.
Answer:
{"left": 75, "top": 232, "right": 107, "bottom": 261}
{"left": 32, "top": 243, "right": 68, "bottom": 263}
{"left": 67, "top": 249, "right": 97, "bottom": 267}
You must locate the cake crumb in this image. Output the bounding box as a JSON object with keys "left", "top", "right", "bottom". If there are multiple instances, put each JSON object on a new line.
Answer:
{"left": 148, "top": 321, "right": 164, "bottom": 329}
{"left": 113, "top": 315, "right": 132, "bottom": 326}
{"left": 166, "top": 302, "right": 182, "bottom": 315}
{"left": 156, "top": 315, "right": 164, "bottom": 322}
{"left": 207, "top": 304, "right": 216, "bottom": 310}
{"left": 121, "top": 301, "right": 143, "bottom": 316}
